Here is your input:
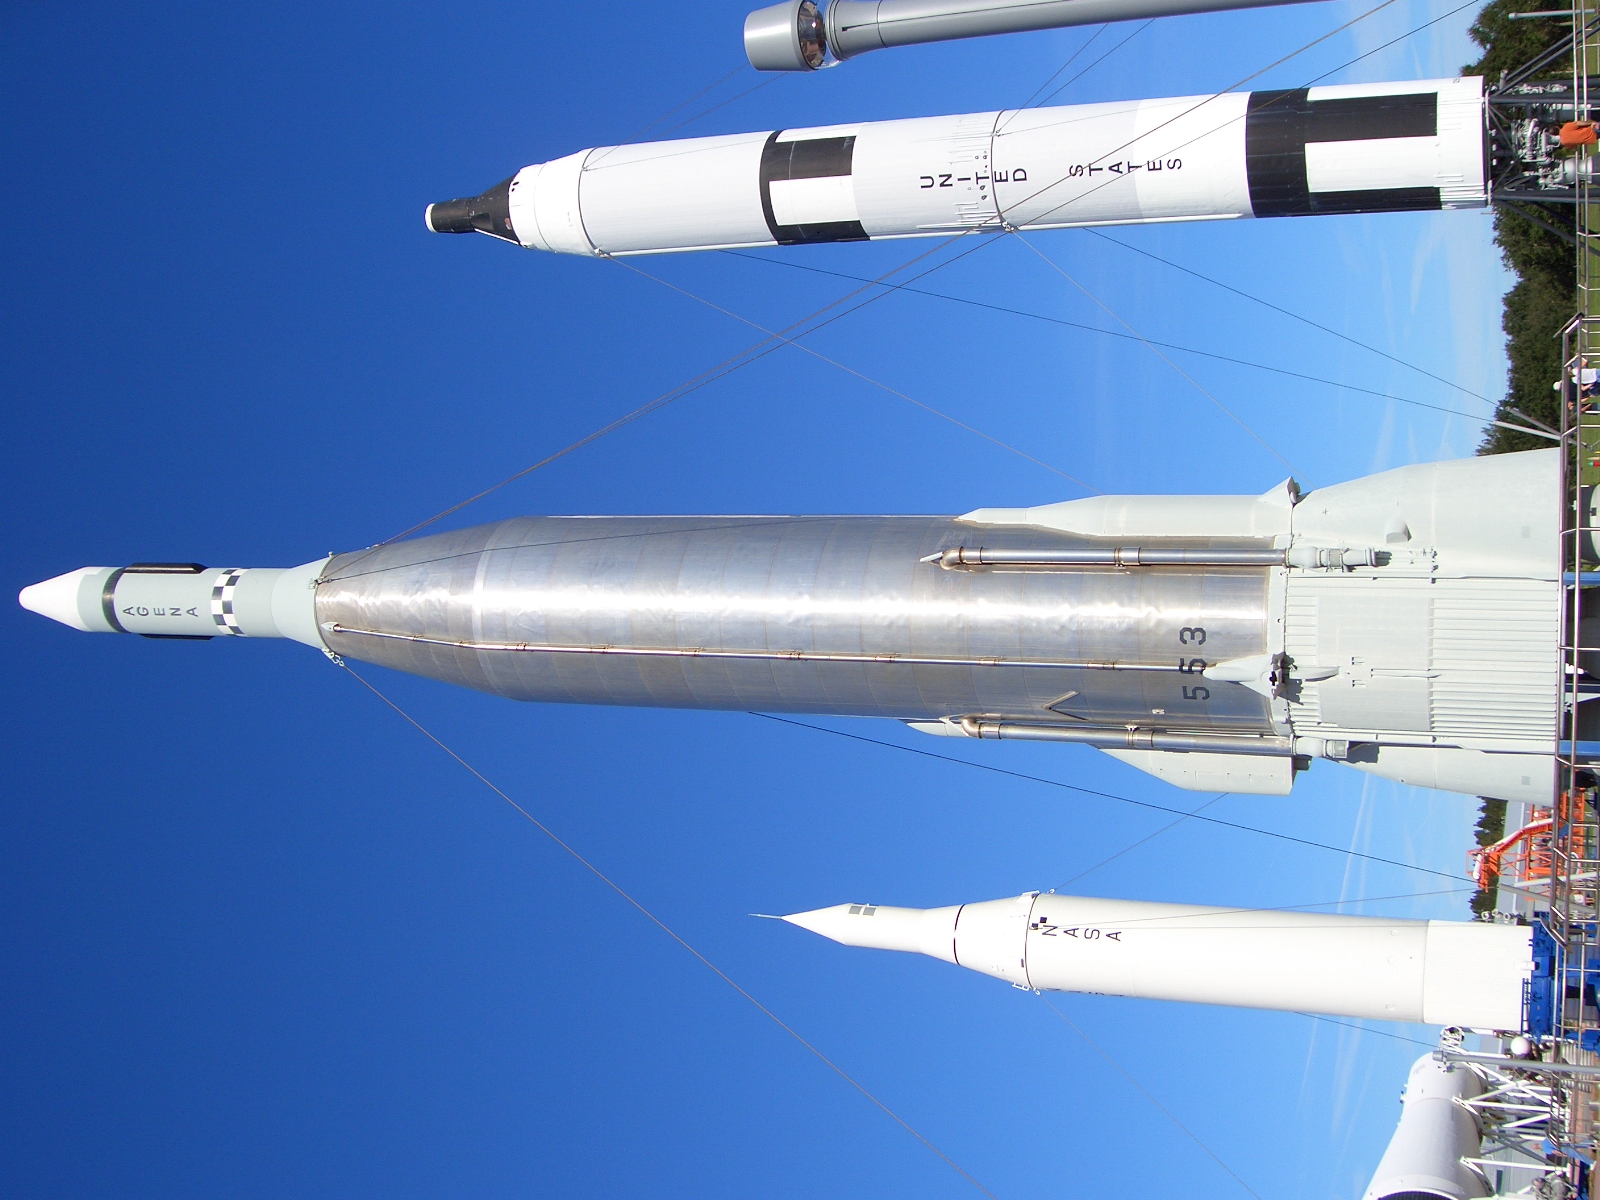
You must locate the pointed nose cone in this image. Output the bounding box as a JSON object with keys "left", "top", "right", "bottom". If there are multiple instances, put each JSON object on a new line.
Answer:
{"left": 782, "top": 903, "right": 959, "bottom": 962}
{"left": 19, "top": 568, "right": 110, "bottom": 632}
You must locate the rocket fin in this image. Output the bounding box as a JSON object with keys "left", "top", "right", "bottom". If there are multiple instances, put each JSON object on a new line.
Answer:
{"left": 1100, "top": 747, "right": 1295, "bottom": 795}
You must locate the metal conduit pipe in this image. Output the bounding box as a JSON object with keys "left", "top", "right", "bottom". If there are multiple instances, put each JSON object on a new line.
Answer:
{"left": 924, "top": 546, "right": 1288, "bottom": 569}
{"left": 959, "top": 716, "right": 1297, "bottom": 755}
{"left": 329, "top": 625, "right": 1188, "bottom": 672}
{"left": 744, "top": 0, "right": 1332, "bottom": 70}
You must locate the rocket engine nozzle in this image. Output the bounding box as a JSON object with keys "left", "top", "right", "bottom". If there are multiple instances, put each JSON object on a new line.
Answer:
{"left": 425, "top": 175, "right": 517, "bottom": 241}
{"left": 744, "top": 0, "right": 827, "bottom": 70}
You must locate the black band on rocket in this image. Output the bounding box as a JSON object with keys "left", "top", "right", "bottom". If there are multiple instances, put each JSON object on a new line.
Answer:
{"left": 759, "top": 132, "right": 870, "bottom": 245}
{"left": 1245, "top": 90, "right": 1442, "bottom": 218}
{"left": 101, "top": 568, "right": 128, "bottom": 633}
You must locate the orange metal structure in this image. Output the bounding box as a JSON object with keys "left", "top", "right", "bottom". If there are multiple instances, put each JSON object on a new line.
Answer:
{"left": 1469, "top": 791, "right": 1594, "bottom": 893}
{"left": 1470, "top": 814, "right": 1554, "bottom": 892}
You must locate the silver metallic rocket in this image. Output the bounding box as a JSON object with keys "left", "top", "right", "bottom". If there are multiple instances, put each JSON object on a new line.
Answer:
{"left": 743, "top": 0, "right": 1331, "bottom": 71}
{"left": 20, "top": 449, "right": 1565, "bottom": 804}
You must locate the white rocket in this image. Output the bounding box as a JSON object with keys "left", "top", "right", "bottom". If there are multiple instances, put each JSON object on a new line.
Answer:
{"left": 18, "top": 449, "right": 1567, "bottom": 804}
{"left": 424, "top": 77, "right": 1486, "bottom": 255}
{"left": 779, "top": 890, "right": 1534, "bottom": 1031}
{"left": 1361, "top": 1054, "right": 1490, "bottom": 1200}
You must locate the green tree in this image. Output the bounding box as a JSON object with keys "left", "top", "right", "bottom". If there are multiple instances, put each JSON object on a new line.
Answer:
{"left": 1464, "top": 0, "right": 1569, "bottom": 81}
{"left": 1463, "top": 0, "right": 1577, "bottom": 454}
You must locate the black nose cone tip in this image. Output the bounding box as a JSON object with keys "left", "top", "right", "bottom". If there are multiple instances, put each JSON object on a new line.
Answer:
{"left": 425, "top": 175, "right": 518, "bottom": 242}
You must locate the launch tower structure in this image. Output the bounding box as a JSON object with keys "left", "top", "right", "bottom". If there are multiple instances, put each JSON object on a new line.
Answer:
{"left": 1428, "top": 15, "right": 1600, "bottom": 1194}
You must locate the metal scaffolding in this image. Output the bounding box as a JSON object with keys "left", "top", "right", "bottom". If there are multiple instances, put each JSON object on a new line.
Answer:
{"left": 1518, "top": 6, "right": 1600, "bottom": 1170}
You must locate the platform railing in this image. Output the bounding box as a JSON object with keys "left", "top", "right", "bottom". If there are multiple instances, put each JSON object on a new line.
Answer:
{"left": 1526, "top": 22, "right": 1600, "bottom": 1178}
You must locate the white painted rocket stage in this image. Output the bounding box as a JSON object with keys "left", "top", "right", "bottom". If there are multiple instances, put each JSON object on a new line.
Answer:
{"left": 425, "top": 77, "right": 1488, "bottom": 255}
{"left": 778, "top": 889, "right": 1534, "bottom": 1030}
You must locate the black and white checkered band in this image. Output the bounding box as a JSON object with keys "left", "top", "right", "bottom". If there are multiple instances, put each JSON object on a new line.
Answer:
{"left": 211, "top": 568, "right": 246, "bottom": 634}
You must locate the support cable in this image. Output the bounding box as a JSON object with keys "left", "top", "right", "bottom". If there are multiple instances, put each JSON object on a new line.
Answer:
{"left": 1011, "top": 231, "right": 1307, "bottom": 480}
{"left": 1010, "top": 0, "right": 1478, "bottom": 232}
{"left": 591, "top": 0, "right": 1472, "bottom": 522}
{"left": 352, "top": 0, "right": 1476, "bottom": 578}
{"left": 1299, "top": 1013, "right": 1436, "bottom": 1048}
{"left": 610, "top": 256, "right": 1099, "bottom": 492}
{"left": 647, "top": 73, "right": 787, "bottom": 141}
{"left": 748, "top": 713, "right": 1481, "bottom": 887}
{"left": 1055, "top": 794, "right": 1228, "bottom": 888}
{"left": 1032, "top": 20, "right": 1154, "bottom": 110}
{"left": 339, "top": 232, "right": 1000, "bottom": 578}
{"left": 337, "top": 661, "right": 1002, "bottom": 1200}
{"left": 585, "top": 65, "right": 753, "bottom": 169}
{"left": 977, "top": 17, "right": 1513, "bottom": 483}
{"left": 1082, "top": 230, "right": 1496, "bottom": 404}
{"left": 1007, "top": 24, "right": 1108, "bottom": 114}
{"left": 993, "top": 19, "right": 1153, "bottom": 138}
{"left": 1001, "top": 0, "right": 1405, "bottom": 224}
{"left": 1039, "top": 995, "right": 1265, "bottom": 1200}
{"left": 718, "top": 250, "right": 1554, "bottom": 440}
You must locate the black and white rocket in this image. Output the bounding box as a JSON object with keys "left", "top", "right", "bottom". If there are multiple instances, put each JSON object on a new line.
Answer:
{"left": 425, "top": 77, "right": 1487, "bottom": 255}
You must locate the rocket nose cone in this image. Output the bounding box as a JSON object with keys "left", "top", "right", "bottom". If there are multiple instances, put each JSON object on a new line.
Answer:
{"left": 782, "top": 903, "right": 957, "bottom": 959}
{"left": 781, "top": 904, "right": 860, "bottom": 941}
{"left": 19, "top": 568, "right": 108, "bottom": 631}
{"left": 425, "top": 175, "right": 518, "bottom": 242}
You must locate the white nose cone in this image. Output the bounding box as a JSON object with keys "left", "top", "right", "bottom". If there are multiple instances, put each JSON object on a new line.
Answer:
{"left": 19, "top": 568, "right": 108, "bottom": 632}
{"left": 782, "top": 903, "right": 960, "bottom": 962}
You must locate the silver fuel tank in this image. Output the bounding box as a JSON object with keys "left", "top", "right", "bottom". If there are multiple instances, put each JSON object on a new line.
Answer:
{"left": 314, "top": 516, "right": 1275, "bottom": 732}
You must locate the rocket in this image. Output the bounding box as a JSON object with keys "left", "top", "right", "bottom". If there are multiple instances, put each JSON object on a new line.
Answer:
{"left": 777, "top": 889, "right": 1534, "bottom": 1030}
{"left": 743, "top": 0, "right": 1331, "bottom": 72}
{"left": 19, "top": 448, "right": 1566, "bottom": 804}
{"left": 1361, "top": 1054, "right": 1489, "bottom": 1200}
{"left": 424, "top": 77, "right": 1486, "bottom": 256}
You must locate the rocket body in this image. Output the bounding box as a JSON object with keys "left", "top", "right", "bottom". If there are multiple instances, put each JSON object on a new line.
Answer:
{"left": 744, "top": 0, "right": 1332, "bottom": 70}
{"left": 312, "top": 514, "right": 1278, "bottom": 730}
{"left": 18, "top": 560, "right": 326, "bottom": 644}
{"left": 428, "top": 78, "right": 1487, "bottom": 255}
{"left": 20, "top": 450, "right": 1563, "bottom": 804}
{"left": 782, "top": 892, "right": 1535, "bottom": 1030}
{"left": 1362, "top": 1054, "right": 1489, "bottom": 1200}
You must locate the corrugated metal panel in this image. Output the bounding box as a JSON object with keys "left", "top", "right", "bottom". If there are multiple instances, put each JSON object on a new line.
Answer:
{"left": 1284, "top": 575, "right": 1558, "bottom": 740}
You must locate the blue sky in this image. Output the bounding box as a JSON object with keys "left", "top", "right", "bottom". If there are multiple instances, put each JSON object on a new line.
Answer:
{"left": 2, "top": 2, "right": 1512, "bottom": 1197}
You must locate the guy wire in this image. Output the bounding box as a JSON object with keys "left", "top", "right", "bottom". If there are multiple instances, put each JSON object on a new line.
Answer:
{"left": 338, "top": 661, "right": 1002, "bottom": 1199}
